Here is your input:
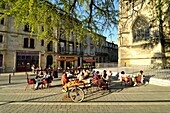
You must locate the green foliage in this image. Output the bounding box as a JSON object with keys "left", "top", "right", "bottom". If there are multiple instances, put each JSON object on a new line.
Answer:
{"left": 0, "top": 0, "right": 118, "bottom": 42}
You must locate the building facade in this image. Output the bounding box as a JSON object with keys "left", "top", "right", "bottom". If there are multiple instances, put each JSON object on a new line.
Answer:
{"left": 118, "top": 0, "right": 170, "bottom": 67}
{"left": 0, "top": 8, "right": 118, "bottom": 72}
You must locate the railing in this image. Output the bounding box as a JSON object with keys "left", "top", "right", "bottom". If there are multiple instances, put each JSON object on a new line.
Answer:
{"left": 59, "top": 51, "right": 84, "bottom": 55}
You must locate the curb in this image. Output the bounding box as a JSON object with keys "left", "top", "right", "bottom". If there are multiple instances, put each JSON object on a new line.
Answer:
{"left": 149, "top": 78, "right": 170, "bottom": 86}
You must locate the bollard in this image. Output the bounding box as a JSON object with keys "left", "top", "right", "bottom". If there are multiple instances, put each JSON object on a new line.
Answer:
{"left": 26, "top": 72, "right": 28, "bottom": 78}
{"left": 9, "top": 74, "right": 11, "bottom": 84}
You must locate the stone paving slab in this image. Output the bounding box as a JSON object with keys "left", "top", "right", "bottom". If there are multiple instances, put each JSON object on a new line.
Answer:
{"left": 0, "top": 102, "right": 170, "bottom": 113}
{"left": 1, "top": 71, "right": 170, "bottom": 113}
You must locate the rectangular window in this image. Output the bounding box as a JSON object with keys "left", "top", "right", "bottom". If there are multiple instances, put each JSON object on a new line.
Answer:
{"left": 0, "top": 35, "right": 3, "bottom": 43}
{"left": 60, "top": 42, "right": 65, "bottom": 54}
{"left": 145, "top": 27, "right": 150, "bottom": 38}
{"left": 41, "top": 40, "right": 44, "bottom": 46}
{"left": 41, "top": 26, "right": 44, "bottom": 32}
{"left": 0, "top": 18, "right": 4, "bottom": 25}
{"left": 133, "top": 31, "right": 136, "bottom": 42}
{"left": 69, "top": 43, "right": 73, "bottom": 54}
{"left": 24, "top": 38, "right": 28, "bottom": 48}
{"left": 30, "top": 39, "right": 34, "bottom": 48}
{"left": 0, "top": 54, "right": 3, "bottom": 67}
{"left": 24, "top": 24, "right": 31, "bottom": 32}
{"left": 137, "top": 30, "right": 140, "bottom": 40}
{"left": 141, "top": 29, "right": 145, "bottom": 39}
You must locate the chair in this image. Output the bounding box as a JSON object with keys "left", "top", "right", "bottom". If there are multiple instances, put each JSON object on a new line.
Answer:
{"left": 121, "top": 76, "right": 132, "bottom": 86}
{"left": 25, "top": 78, "right": 36, "bottom": 91}
{"left": 91, "top": 78, "right": 107, "bottom": 92}
{"left": 136, "top": 77, "right": 144, "bottom": 85}
{"left": 43, "top": 78, "right": 52, "bottom": 88}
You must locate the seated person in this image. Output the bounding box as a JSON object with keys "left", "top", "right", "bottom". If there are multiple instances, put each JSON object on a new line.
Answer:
{"left": 120, "top": 71, "right": 132, "bottom": 86}
{"left": 93, "top": 71, "right": 100, "bottom": 84}
{"left": 83, "top": 70, "right": 91, "bottom": 83}
{"left": 61, "top": 71, "right": 69, "bottom": 92}
{"left": 34, "top": 71, "right": 44, "bottom": 90}
{"left": 43, "top": 71, "right": 53, "bottom": 87}
{"left": 101, "top": 70, "right": 109, "bottom": 89}
{"left": 101, "top": 70, "right": 107, "bottom": 83}
{"left": 83, "top": 70, "right": 90, "bottom": 79}
{"left": 61, "top": 71, "right": 69, "bottom": 86}
{"left": 77, "top": 71, "right": 84, "bottom": 81}
{"left": 77, "top": 70, "right": 91, "bottom": 85}
{"left": 133, "top": 70, "right": 144, "bottom": 86}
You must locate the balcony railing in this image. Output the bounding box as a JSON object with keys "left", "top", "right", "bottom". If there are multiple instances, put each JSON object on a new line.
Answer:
{"left": 58, "top": 50, "right": 83, "bottom": 55}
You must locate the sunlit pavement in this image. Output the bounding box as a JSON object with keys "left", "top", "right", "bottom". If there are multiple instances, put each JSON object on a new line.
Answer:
{"left": 0, "top": 72, "right": 170, "bottom": 113}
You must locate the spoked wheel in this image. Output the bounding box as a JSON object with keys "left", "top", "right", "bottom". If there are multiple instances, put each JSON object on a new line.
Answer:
{"left": 70, "top": 86, "right": 85, "bottom": 102}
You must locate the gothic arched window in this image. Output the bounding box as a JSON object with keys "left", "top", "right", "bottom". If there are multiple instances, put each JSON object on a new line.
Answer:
{"left": 132, "top": 16, "right": 150, "bottom": 42}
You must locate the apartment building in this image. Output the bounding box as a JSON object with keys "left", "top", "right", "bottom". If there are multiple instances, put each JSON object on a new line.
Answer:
{"left": 0, "top": 11, "right": 118, "bottom": 73}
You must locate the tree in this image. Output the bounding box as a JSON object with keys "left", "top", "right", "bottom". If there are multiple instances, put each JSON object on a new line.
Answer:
{"left": 0, "top": 0, "right": 118, "bottom": 43}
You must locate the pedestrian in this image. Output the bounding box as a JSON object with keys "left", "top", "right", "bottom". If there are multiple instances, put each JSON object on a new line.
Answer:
{"left": 31, "top": 64, "right": 35, "bottom": 73}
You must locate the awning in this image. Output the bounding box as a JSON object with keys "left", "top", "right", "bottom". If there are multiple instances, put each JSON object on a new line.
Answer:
{"left": 84, "top": 59, "right": 96, "bottom": 62}
{"left": 56, "top": 58, "right": 66, "bottom": 61}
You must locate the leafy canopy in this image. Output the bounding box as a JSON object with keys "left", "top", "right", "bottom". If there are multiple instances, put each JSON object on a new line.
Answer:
{"left": 0, "top": 0, "right": 118, "bottom": 43}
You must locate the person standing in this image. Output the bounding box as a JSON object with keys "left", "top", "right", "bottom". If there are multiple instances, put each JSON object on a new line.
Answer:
{"left": 31, "top": 64, "right": 35, "bottom": 73}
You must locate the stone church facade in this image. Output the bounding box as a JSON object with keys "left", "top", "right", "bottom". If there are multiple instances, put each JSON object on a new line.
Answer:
{"left": 118, "top": 0, "right": 170, "bottom": 68}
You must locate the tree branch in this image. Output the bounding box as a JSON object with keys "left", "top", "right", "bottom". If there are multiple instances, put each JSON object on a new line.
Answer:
{"left": 88, "top": 0, "right": 93, "bottom": 27}
{"left": 69, "top": 0, "right": 77, "bottom": 11}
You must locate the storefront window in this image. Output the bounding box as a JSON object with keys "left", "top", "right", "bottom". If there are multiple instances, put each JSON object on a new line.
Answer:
{"left": 26, "top": 56, "right": 31, "bottom": 60}
{"left": 16, "top": 52, "right": 39, "bottom": 72}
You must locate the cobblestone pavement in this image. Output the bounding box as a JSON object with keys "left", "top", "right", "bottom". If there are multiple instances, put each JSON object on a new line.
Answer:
{"left": 0, "top": 71, "right": 170, "bottom": 113}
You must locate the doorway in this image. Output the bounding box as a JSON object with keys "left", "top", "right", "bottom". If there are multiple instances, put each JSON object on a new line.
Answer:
{"left": 46, "top": 55, "right": 53, "bottom": 68}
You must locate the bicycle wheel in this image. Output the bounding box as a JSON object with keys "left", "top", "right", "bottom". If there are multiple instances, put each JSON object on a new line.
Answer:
{"left": 70, "top": 86, "right": 85, "bottom": 102}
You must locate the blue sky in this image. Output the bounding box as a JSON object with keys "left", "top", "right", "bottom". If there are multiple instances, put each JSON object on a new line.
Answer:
{"left": 51, "top": 0, "right": 119, "bottom": 44}
{"left": 104, "top": 1, "right": 119, "bottom": 44}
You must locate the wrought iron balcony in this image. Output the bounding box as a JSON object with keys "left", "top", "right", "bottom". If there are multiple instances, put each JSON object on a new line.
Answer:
{"left": 58, "top": 50, "right": 83, "bottom": 55}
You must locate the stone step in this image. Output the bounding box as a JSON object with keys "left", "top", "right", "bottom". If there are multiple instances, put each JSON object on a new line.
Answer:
{"left": 149, "top": 78, "right": 170, "bottom": 86}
